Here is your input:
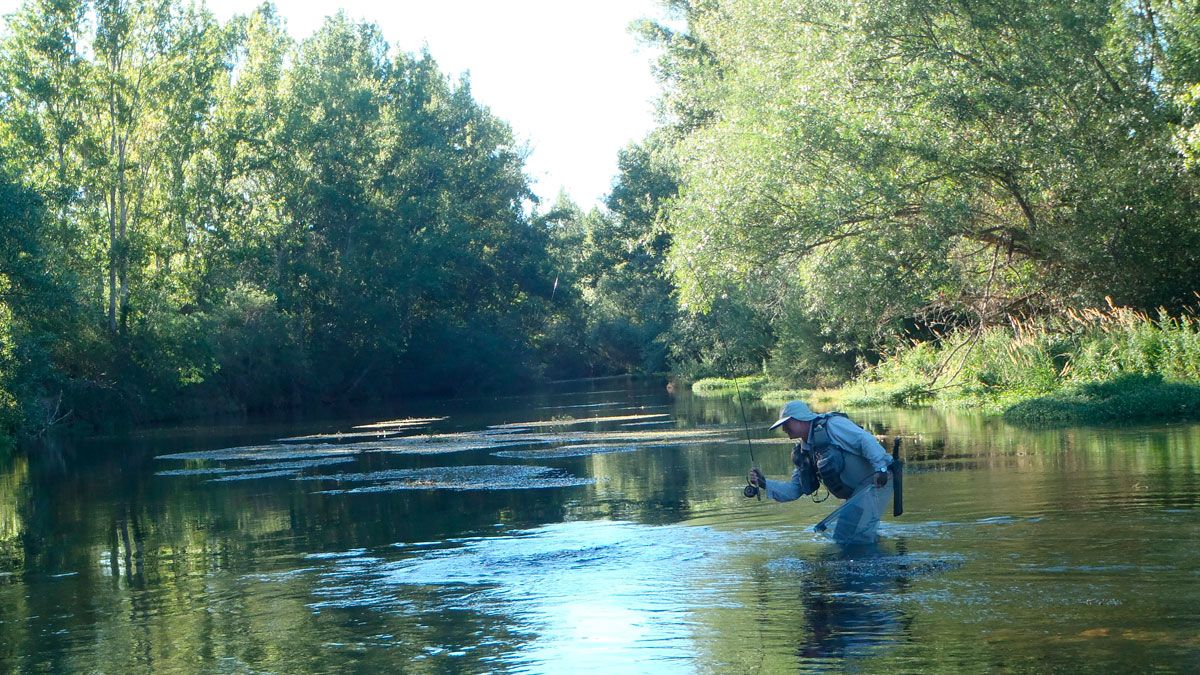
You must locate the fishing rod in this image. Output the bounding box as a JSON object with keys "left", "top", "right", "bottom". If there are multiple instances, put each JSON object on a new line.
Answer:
{"left": 734, "top": 379, "right": 761, "bottom": 500}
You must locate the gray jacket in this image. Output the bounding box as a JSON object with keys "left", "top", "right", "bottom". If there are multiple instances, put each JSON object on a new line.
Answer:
{"left": 764, "top": 415, "right": 893, "bottom": 502}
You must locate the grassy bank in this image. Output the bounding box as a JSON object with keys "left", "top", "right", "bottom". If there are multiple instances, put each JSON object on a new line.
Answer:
{"left": 689, "top": 375, "right": 769, "bottom": 396}
{"left": 1003, "top": 374, "right": 1200, "bottom": 425}
{"left": 692, "top": 305, "right": 1200, "bottom": 426}
{"left": 689, "top": 374, "right": 845, "bottom": 410}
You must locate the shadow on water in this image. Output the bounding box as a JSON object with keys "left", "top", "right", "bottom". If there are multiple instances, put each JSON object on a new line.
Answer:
{"left": 781, "top": 540, "right": 921, "bottom": 667}
{"left": 721, "top": 536, "right": 966, "bottom": 673}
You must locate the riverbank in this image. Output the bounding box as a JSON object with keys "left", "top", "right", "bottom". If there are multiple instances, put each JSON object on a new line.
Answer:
{"left": 691, "top": 306, "right": 1200, "bottom": 426}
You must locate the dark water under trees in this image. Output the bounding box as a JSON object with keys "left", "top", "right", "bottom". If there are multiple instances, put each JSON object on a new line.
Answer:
{"left": 1, "top": 377, "right": 1198, "bottom": 672}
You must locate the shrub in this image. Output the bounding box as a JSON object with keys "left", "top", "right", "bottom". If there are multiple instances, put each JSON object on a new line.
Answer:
{"left": 1005, "top": 374, "right": 1200, "bottom": 426}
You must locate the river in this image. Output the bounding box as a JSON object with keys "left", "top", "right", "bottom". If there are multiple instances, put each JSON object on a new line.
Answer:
{"left": 1, "top": 376, "right": 1198, "bottom": 672}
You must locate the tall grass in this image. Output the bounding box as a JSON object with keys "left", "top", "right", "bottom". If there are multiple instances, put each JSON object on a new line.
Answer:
{"left": 843, "top": 302, "right": 1200, "bottom": 422}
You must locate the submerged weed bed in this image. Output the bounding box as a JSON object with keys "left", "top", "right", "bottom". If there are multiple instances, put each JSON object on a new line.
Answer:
{"left": 308, "top": 465, "right": 594, "bottom": 493}
{"left": 351, "top": 417, "right": 448, "bottom": 430}
{"left": 156, "top": 457, "right": 356, "bottom": 477}
{"left": 156, "top": 425, "right": 732, "bottom": 468}
{"left": 154, "top": 416, "right": 734, "bottom": 489}
{"left": 156, "top": 432, "right": 549, "bottom": 463}
{"left": 488, "top": 413, "right": 672, "bottom": 430}
{"left": 275, "top": 430, "right": 406, "bottom": 443}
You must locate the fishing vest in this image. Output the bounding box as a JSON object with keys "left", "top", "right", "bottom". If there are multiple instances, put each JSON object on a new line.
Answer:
{"left": 792, "top": 412, "right": 854, "bottom": 499}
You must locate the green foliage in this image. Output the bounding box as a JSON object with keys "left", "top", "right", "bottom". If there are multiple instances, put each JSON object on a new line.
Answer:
{"left": 765, "top": 289, "right": 857, "bottom": 388}
{"left": 4, "top": 0, "right": 1199, "bottom": 438}
{"left": 1004, "top": 375, "right": 1200, "bottom": 426}
{"left": 1067, "top": 309, "right": 1200, "bottom": 382}
{"left": 0, "top": 0, "right": 578, "bottom": 435}
{"left": 843, "top": 305, "right": 1200, "bottom": 420}
{"left": 1163, "top": 1, "right": 1200, "bottom": 167}
{"left": 539, "top": 136, "right": 681, "bottom": 377}
{"left": 646, "top": 0, "right": 1200, "bottom": 381}
{"left": 668, "top": 287, "right": 773, "bottom": 380}
{"left": 0, "top": 161, "right": 82, "bottom": 438}
{"left": 689, "top": 374, "right": 767, "bottom": 396}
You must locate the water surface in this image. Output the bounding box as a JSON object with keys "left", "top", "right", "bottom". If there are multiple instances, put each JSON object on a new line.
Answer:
{"left": 2, "top": 377, "right": 1198, "bottom": 672}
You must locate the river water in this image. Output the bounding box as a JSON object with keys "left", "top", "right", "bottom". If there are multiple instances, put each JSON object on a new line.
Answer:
{"left": 1, "top": 377, "right": 1198, "bottom": 673}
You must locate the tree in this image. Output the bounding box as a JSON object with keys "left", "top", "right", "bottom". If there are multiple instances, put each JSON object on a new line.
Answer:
{"left": 649, "top": 0, "right": 1200, "bottom": 376}
{"left": 0, "top": 0, "right": 569, "bottom": 431}
{"left": 0, "top": 167, "right": 79, "bottom": 438}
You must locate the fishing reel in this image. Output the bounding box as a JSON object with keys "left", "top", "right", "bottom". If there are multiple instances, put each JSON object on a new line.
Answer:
{"left": 743, "top": 483, "right": 760, "bottom": 499}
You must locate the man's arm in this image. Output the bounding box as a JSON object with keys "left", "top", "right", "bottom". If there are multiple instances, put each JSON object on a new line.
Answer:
{"left": 829, "top": 417, "right": 892, "bottom": 473}
{"left": 763, "top": 468, "right": 805, "bottom": 502}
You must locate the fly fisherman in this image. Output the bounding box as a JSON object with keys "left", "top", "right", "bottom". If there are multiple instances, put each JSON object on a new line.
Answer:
{"left": 748, "top": 400, "right": 894, "bottom": 543}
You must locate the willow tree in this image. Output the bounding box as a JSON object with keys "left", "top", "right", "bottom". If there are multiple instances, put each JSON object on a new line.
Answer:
{"left": 654, "top": 0, "right": 1200, "bottom": 357}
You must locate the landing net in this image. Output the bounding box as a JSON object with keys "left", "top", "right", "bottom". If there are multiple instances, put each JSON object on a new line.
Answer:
{"left": 813, "top": 483, "right": 892, "bottom": 545}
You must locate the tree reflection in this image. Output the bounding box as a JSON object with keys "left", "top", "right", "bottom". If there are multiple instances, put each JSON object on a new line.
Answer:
{"left": 0, "top": 456, "right": 27, "bottom": 575}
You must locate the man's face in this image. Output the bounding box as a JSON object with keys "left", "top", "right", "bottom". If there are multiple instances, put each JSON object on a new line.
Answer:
{"left": 782, "top": 417, "right": 809, "bottom": 440}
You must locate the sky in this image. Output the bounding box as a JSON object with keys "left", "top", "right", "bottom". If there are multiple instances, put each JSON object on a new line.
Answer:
{"left": 0, "top": 0, "right": 670, "bottom": 207}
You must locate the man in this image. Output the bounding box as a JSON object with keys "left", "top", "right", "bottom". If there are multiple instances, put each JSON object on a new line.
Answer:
{"left": 749, "top": 401, "right": 893, "bottom": 541}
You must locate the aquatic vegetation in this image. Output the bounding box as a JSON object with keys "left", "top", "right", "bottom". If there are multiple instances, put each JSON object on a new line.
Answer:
{"left": 156, "top": 443, "right": 365, "bottom": 463}
{"left": 367, "top": 432, "right": 550, "bottom": 455}
{"left": 619, "top": 404, "right": 672, "bottom": 411}
{"left": 491, "top": 444, "right": 642, "bottom": 459}
{"left": 274, "top": 417, "right": 446, "bottom": 442}
{"left": 308, "top": 465, "right": 594, "bottom": 493}
{"left": 275, "top": 430, "right": 405, "bottom": 442}
{"left": 488, "top": 413, "right": 671, "bottom": 430}
{"left": 208, "top": 469, "right": 312, "bottom": 482}
{"left": 508, "top": 428, "right": 731, "bottom": 445}
{"left": 156, "top": 457, "right": 355, "bottom": 477}
{"left": 728, "top": 436, "right": 800, "bottom": 446}
{"left": 351, "top": 417, "right": 448, "bottom": 430}
{"left": 537, "top": 402, "right": 626, "bottom": 410}
{"left": 157, "top": 431, "right": 549, "bottom": 463}
{"left": 480, "top": 426, "right": 534, "bottom": 435}
{"left": 492, "top": 431, "right": 732, "bottom": 459}
{"left": 489, "top": 427, "right": 734, "bottom": 458}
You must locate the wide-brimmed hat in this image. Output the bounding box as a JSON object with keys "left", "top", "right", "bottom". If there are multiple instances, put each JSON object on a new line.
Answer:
{"left": 768, "top": 400, "right": 818, "bottom": 430}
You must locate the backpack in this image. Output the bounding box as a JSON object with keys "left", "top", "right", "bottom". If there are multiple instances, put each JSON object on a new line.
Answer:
{"left": 791, "top": 412, "right": 854, "bottom": 499}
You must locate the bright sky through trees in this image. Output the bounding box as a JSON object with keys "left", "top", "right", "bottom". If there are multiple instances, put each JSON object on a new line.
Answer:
{"left": 0, "top": 0, "right": 667, "bottom": 206}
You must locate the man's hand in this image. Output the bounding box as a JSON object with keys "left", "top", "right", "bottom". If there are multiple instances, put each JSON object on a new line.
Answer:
{"left": 874, "top": 470, "right": 889, "bottom": 487}
{"left": 748, "top": 468, "right": 766, "bottom": 488}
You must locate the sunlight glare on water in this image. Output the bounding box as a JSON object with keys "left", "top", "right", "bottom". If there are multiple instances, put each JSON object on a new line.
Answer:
{"left": 308, "top": 520, "right": 729, "bottom": 672}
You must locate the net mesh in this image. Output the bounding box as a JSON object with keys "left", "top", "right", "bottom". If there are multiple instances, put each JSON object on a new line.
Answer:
{"left": 813, "top": 483, "right": 892, "bottom": 545}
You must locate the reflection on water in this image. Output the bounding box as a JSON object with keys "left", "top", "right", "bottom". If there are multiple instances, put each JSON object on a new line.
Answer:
{"left": 0, "top": 456, "right": 26, "bottom": 574}
{"left": 783, "top": 543, "right": 918, "bottom": 666}
{"left": 1, "top": 378, "right": 1199, "bottom": 672}
{"left": 309, "top": 520, "right": 727, "bottom": 671}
